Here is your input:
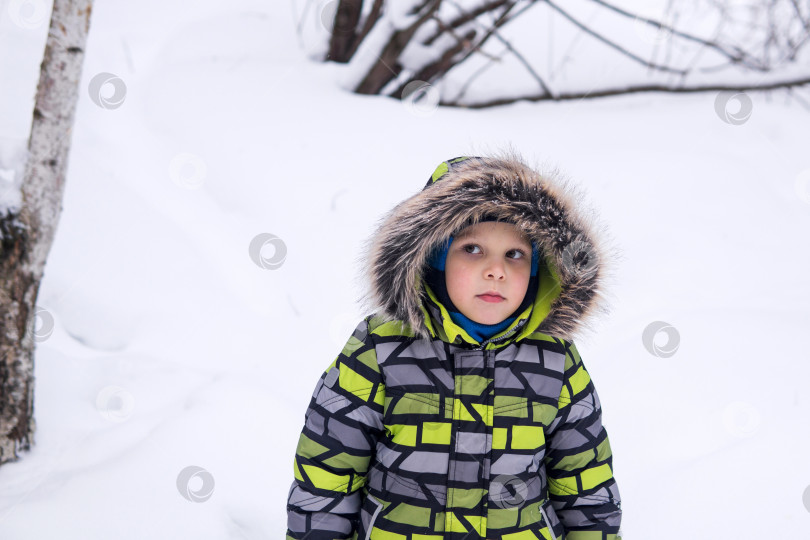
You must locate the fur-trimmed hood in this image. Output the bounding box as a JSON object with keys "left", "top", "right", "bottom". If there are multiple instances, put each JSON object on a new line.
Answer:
{"left": 356, "top": 152, "right": 614, "bottom": 344}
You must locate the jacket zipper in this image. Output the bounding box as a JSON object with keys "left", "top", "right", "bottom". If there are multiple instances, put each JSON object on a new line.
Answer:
{"left": 471, "top": 323, "right": 522, "bottom": 350}
{"left": 364, "top": 494, "right": 384, "bottom": 540}
{"left": 538, "top": 503, "right": 555, "bottom": 540}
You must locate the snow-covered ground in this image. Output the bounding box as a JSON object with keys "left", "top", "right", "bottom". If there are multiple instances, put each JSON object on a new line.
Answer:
{"left": 1, "top": 0, "right": 810, "bottom": 538}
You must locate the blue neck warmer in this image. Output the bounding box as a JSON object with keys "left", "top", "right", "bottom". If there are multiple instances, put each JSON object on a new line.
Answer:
{"left": 424, "top": 220, "right": 541, "bottom": 343}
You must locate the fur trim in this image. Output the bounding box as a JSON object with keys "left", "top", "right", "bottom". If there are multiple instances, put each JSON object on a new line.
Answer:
{"left": 355, "top": 150, "right": 615, "bottom": 343}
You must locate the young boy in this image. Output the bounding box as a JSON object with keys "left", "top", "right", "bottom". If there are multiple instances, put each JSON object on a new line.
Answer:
{"left": 286, "top": 153, "right": 622, "bottom": 540}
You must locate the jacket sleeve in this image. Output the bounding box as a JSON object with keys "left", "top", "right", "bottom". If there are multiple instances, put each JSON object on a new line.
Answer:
{"left": 543, "top": 341, "right": 623, "bottom": 540}
{"left": 286, "top": 317, "right": 385, "bottom": 540}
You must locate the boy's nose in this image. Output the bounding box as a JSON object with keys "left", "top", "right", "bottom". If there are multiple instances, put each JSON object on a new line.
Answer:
{"left": 484, "top": 261, "right": 506, "bottom": 279}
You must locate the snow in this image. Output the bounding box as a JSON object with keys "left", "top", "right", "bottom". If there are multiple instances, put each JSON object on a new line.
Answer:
{"left": 1, "top": 0, "right": 810, "bottom": 538}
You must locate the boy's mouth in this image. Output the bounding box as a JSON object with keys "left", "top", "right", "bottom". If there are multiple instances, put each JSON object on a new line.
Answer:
{"left": 477, "top": 292, "right": 505, "bottom": 303}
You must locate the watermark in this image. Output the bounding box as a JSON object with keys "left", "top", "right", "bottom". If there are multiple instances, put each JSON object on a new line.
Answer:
{"left": 96, "top": 385, "right": 135, "bottom": 422}
{"left": 6, "top": 0, "right": 49, "bottom": 30}
{"left": 560, "top": 236, "right": 598, "bottom": 279}
{"left": 641, "top": 321, "right": 679, "bottom": 358}
{"left": 714, "top": 91, "right": 753, "bottom": 125}
{"left": 721, "top": 400, "right": 761, "bottom": 438}
{"left": 169, "top": 152, "right": 207, "bottom": 189}
{"left": 88, "top": 72, "right": 127, "bottom": 110}
{"left": 490, "top": 474, "right": 528, "bottom": 509}
{"left": 176, "top": 465, "right": 215, "bottom": 502}
{"left": 401, "top": 81, "right": 440, "bottom": 118}
{"left": 632, "top": 16, "right": 673, "bottom": 45}
{"left": 794, "top": 169, "right": 810, "bottom": 205}
{"left": 248, "top": 233, "right": 287, "bottom": 270}
{"left": 33, "top": 305, "right": 54, "bottom": 342}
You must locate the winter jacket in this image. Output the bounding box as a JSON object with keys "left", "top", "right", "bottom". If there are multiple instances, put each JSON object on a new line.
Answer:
{"left": 286, "top": 154, "right": 622, "bottom": 540}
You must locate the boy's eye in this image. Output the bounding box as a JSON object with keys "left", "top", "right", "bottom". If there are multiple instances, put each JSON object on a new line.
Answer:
{"left": 507, "top": 249, "right": 527, "bottom": 260}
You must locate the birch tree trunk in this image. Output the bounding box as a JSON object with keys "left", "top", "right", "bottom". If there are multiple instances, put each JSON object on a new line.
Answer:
{"left": 0, "top": 0, "right": 94, "bottom": 465}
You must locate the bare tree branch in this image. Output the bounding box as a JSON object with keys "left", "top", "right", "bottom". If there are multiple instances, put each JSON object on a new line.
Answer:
{"left": 347, "top": 0, "right": 385, "bottom": 61}
{"left": 451, "top": 51, "right": 505, "bottom": 102}
{"left": 587, "top": 0, "right": 761, "bottom": 69}
{"left": 445, "top": 0, "right": 553, "bottom": 96}
{"left": 544, "top": 0, "right": 689, "bottom": 75}
{"left": 354, "top": 0, "right": 442, "bottom": 95}
{"left": 427, "top": 0, "right": 525, "bottom": 85}
{"left": 424, "top": 0, "right": 511, "bottom": 45}
{"left": 393, "top": 26, "right": 478, "bottom": 97}
{"left": 442, "top": 75, "right": 810, "bottom": 108}
{"left": 308, "top": 0, "right": 810, "bottom": 107}
{"left": 328, "top": 0, "right": 363, "bottom": 62}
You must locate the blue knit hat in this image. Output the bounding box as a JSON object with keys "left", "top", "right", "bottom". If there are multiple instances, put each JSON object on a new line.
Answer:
{"left": 424, "top": 215, "right": 541, "bottom": 343}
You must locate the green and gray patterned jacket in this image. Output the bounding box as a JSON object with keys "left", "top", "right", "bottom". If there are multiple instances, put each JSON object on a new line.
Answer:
{"left": 287, "top": 155, "right": 623, "bottom": 540}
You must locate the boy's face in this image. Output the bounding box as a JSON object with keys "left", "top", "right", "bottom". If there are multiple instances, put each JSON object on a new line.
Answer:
{"left": 444, "top": 221, "right": 532, "bottom": 326}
